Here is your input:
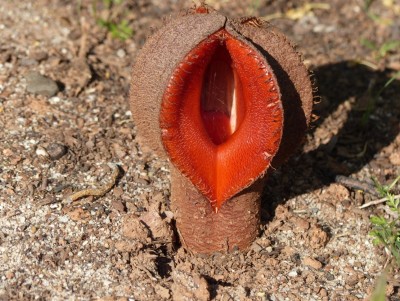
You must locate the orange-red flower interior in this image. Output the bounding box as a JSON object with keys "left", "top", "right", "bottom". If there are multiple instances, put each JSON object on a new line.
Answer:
{"left": 160, "top": 29, "right": 284, "bottom": 211}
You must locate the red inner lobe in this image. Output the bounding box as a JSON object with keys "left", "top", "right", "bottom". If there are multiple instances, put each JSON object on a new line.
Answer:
{"left": 160, "top": 29, "right": 283, "bottom": 211}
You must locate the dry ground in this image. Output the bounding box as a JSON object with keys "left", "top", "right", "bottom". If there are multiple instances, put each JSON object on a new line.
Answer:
{"left": 0, "top": 0, "right": 400, "bottom": 300}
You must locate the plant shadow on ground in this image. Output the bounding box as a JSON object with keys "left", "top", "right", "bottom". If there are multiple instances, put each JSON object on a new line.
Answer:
{"left": 262, "top": 61, "right": 400, "bottom": 224}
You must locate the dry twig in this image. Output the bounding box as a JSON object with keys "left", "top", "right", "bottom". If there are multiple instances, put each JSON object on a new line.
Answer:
{"left": 335, "top": 175, "right": 379, "bottom": 197}
{"left": 359, "top": 195, "right": 400, "bottom": 209}
{"left": 64, "top": 163, "right": 120, "bottom": 205}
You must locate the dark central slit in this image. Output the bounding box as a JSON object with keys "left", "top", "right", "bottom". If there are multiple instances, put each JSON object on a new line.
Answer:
{"left": 200, "top": 41, "right": 244, "bottom": 145}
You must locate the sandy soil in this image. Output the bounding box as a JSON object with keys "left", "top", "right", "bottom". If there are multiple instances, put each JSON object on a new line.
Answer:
{"left": 0, "top": 0, "right": 400, "bottom": 300}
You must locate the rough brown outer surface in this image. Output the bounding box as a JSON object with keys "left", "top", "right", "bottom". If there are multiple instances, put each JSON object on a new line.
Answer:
{"left": 130, "top": 12, "right": 313, "bottom": 253}
{"left": 170, "top": 166, "right": 262, "bottom": 254}
{"left": 130, "top": 12, "right": 226, "bottom": 157}
{"left": 227, "top": 20, "right": 314, "bottom": 167}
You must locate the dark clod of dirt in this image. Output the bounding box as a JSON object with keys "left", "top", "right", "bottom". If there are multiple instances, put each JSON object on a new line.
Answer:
{"left": 46, "top": 143, "right": 68, "bottom": 160}
{"left": 29, "top": 51, "right": 48, "bottom": 62}
{"left": 25, "top": 71, "right": 59, "bottom": 97}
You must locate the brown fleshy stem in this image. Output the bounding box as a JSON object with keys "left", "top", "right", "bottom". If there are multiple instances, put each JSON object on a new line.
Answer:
{"left": 170, "top": 165, "right": 263, "bottom": 254}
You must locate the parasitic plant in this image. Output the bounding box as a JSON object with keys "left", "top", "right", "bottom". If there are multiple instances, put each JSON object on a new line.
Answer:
{"left": 130, "top": 6, "right": 313, "bottom": 254}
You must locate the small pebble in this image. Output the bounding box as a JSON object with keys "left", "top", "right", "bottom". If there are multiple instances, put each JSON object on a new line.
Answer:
{"left": 25, "top": 71, "right": 59, "bottom": 97}
{"left": 346, "top": 274, "right": 359, "bottom": 286}
{"left": 303, "top": 257, "right": 323, "bottom": 269}
{"left": 250, "top": 242, "right": 263, "bottom": 252}
{"left": 319, "top": 288, "right": 328, "bottom": 297}
{"left": 48, "top": 96, "right": 61, "bottom": 104}
{"left": 59, "top": 216, "right": 69, "bottom": 223}
{"left": 117, "top": 49, "right": 126, "bottom": 58}
{"left": 36, "top": 147, "right": 49, "bottom": 157}
{"left": 5, "top": 271, "right": 14, "bottom": 279}
{"left": 265, "top": 246, "right": 273, "bottom": 253}
{"left": 325, "top": 272, "right": 335, "bottom": 281}
{"left": 46, "top": 143, "right": 67, "bottom": 160}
